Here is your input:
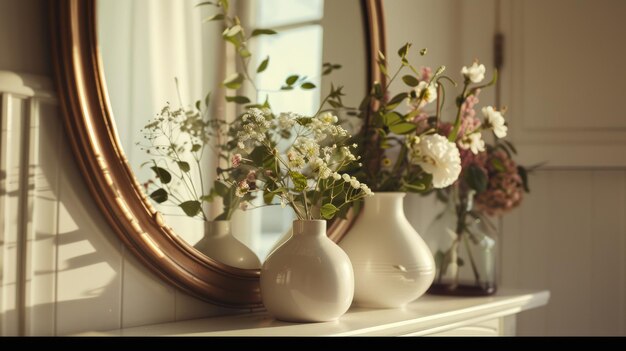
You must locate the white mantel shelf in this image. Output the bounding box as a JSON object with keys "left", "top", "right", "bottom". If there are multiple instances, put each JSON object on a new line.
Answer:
{"left": 86, "top": 288, "right": 549, "bottom": 336}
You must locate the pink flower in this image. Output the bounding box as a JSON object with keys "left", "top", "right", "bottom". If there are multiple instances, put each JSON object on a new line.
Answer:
{"left": 231, "top": 153, "right": 242, "bottom": 168}
{"left": 474, "top": 149, "right": 524, "bottom": 216}
{"left": 420, "top": 66, "right": 433, "bottom": 81}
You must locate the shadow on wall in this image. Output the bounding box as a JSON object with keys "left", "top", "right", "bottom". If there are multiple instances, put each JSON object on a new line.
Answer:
{"left": 0, "top": 99, "right": 240, "bottom": 336}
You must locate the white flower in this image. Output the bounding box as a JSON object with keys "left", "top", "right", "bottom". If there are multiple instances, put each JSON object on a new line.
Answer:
{"left": 318, "top": 111, "right": 338, "bottom": 124}
{"left": 312, "top": 158, "right": 332, "bottom": 179}
{"left": 294, "top": 137, "right": 319, "bottom": 159}
{"left": 332, "top": 172, "right": 342, "bottom": 180}
{"left": 340, "top": 146, "right": 357, "bottom": 161}
{"left": 461, "top": 62, "right": 486, "bottom": 83}
{"left": 235, "top": 181, "right": 249, "bottom": 198}
{"left": 359, "top": 183, "right": 374, "bottom": 196}
{"left": 481, "top": 106, "right": 508, "bottom": 138}
{"left": 286, "top": 149, "right": 305, "bottom": 170}
{"left": 341, "top": 173, "right": 351, "bottom": 182}
{"left": 413, "top": 81, "right": 437, "bottom": 107}
{"left": 276, "top": 112, "right": 297, "bottom": 130}
{"left": 350, "top": 177, "right": 361, "bottom": 189}
{"left": 459, "top": 132, "right": 485, "bottom": 154}
{"left": 408, "top": 134, "right": 461, "bottom": 188}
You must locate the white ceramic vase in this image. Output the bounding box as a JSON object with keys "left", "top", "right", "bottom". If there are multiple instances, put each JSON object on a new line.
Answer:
{"left": 339, "top": 192, "right": 435, "bottom": 308}
{"left": 260, "top": 220, "right": 354, "bottom": 322}
{"left": 194, "top": 220, "right": 261, "bottom": 269}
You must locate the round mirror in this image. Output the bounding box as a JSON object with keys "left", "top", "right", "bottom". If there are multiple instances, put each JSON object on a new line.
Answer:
{"left": 50, "top": 0, "right": 384, "bottom": 306}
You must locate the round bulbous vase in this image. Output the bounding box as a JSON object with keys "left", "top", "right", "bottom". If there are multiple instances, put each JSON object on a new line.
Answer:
{"left": 260, "top": 220, "right": 354, "bottom": 322}
{"left": 339, "top": 192, "right": 436, "bottom": 308}
{"left": 194, "top": 220, "right": 261, "bottom": 269}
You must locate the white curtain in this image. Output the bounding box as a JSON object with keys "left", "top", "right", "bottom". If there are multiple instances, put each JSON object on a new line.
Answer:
{"left": 98, "top": 0, "right": 223, "bottom": 245}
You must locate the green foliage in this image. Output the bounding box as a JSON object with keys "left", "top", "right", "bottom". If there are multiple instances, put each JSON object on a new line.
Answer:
{"left": 151, "top": 166, "right": 172, "bottom": 184}
{"left": 179, "top": 201, "right": 202, "bottom": 216}
{"left": 465, "top": 164, "right": 488, "bottom": 193}
{"left": 150, "top": 189, "right": 168, "bottom": 203}
{"left": 320, "top": 203, "right": 339, "bottom": 219}
{"left": 256, "top": 56, "right": 269, "bottom": 73}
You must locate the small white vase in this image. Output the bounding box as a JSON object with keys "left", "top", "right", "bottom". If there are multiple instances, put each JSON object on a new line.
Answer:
{"left": 339, "top": 192, "right": 435, "bottom": 308}
{"left": 194, "top": 220, "right": 261, "bottom": 269}
{"left": 260, "top": 220, "right": 354, "bottom": 322}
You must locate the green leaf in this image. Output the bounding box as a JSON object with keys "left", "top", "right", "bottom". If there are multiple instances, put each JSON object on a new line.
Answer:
{"left": 225, "top": 95, "right": 251, "bottom": 104}
{"left": 503, "top": 140, "right": 518, "bottom": 154}
{"left": 491, "top": 158, "right": 506, "bottom": 172}
{"left": 388, "top": 92, "right": 408, "bottom": 106}
{"left": 263, "top": 190, "right": 275, "bottom": 205}
{"left": 289, "top": 171, "right": 308, "bottom": 192}
{"left": 320, "top": 203, "right": 339, "bottom": 220}
{"left": 285, "top": 75, "right": 299, "bottom": 86}
{"left": 300, "top": 82, "right": 316, "bottom": 90}
{"left": 200, "top": 193, "right": 215, "bottom": 202}
{"left": 256, "top": 56, "right": 269, "bottom": 73}
{"left": 177, "top": 161, "right": 190, "bottom": 173}
{"left": 401, "top": 173, "right": 432, "bottom": 193}
{"left": 248, "top": 146, "right": 267, "bottom": 165}
{"left": 150, "top": 166, "right": 171, "bottom": 184}
{"left": 195, "top": 1, "right": 215, "bottom": 7}
{"left": 328, "top": 100, "right": 342, "bottom": 108}
{"left": 382, "top": 111, "right": 402, "bottom": 127}
{"left": 238, "top": 47, "right": 251, "bottom": 58}
{"left": 179, "top": 201, "right": 202, "bottom": 217}
{"left": 204, "top": 92, "right": 211, "bottom": 107}
{"left": 251, "top": 28, "right": 277, "bottom": 37}
{"left": 218, "top": 0, "right": 229, "bottom": 11}
{"left": 191, "top": 144, "right": 202, "bottom": 152}
{"left": 223, "top": 73, "right": 244, "bottom": 89}
{"left": 465, "top": 164, "right": 488, "bottom": 193}
{"left": 518, "top": 166, "right": 530, "bottom": 193}
{"left": 149, "top": 189, "right": 168, "bottom": 203}
{"left": 389, "top": 122, "right": 417, "bottom": 135}
{"left": 397, "top": 42, "right": 411, "bottom": 58}
{"left": 202, "top": 13, "right": 224, "bottom": 22}
{"left": 222, "top": 24, "right": 242, "bottom": 38}
{"left": 402, "top": 75, "right": 420, "bottom": 87}
{"left": 214, "top": 180, "right": 230, "bottom": 197}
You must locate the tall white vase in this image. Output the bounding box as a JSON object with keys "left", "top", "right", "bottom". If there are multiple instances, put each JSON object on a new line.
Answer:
{"left": 261, "top": 220, "right": 354, "bottom": 322}
{"left": 339, "top": 192, "right": 435, "bottom": 308}
{"left": 194, "top": 220, "right": 261, "bottom": 269}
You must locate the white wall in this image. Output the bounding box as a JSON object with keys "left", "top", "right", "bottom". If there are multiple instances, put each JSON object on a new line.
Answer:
{"left": 388, "top": 0, "right": 626, "bottom": 336}
{"left": 0, "top": 0, "right": 243, "bottom": 336}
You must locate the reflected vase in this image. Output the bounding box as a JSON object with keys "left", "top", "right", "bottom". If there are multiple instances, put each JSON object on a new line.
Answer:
{"left": 423, "top": 192, "right": 498, "bottom": 296}
{"left": 194, "top": 220, "right": 261, "bottom": 269}
{"left": 339, "top": 192, "right": 436, "bottom": 308}
{"left": 260, "top": 220, "right": 354, "bottom": 322}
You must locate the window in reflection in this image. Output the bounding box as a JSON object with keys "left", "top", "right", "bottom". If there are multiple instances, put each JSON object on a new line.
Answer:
{"left": 247, "top": 0, "right": 325, "bottom": 261}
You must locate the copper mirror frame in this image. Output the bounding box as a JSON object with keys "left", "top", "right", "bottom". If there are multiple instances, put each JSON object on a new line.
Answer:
{"left": 49, "top": 0, "right": 386, "bottom": 307}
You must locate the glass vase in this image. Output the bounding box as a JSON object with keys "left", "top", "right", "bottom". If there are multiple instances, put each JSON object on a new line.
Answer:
{"left": 423, "top": 190, "right": 498, "bottom": 296}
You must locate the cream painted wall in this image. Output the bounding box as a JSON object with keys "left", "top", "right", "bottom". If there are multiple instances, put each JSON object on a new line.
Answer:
{"left": 0, "top": 0, "right": 244, "bottom": 336}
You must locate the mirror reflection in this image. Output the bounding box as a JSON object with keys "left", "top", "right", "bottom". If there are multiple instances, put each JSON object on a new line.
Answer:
{"left": 98, "top": 0, "right": 368, "bottom": 267}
